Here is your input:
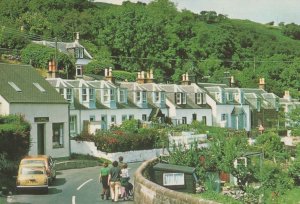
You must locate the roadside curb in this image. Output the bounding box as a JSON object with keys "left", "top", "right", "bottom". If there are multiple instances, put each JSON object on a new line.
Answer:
{"left": 55, "top": 160, "right": 99, "bottom": 171}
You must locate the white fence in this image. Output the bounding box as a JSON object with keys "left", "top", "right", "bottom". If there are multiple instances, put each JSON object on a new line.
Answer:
{"left": 71, "top": 140, "right": 168, "bottom": 162}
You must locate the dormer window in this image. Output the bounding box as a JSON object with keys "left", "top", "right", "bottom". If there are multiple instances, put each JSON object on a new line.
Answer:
{"left": 196, "top": 93, "right": 203, "bottom": 104}
{"left": 176, "top": 92, "right": 181, "bottom": 104}
{"left": 82, "top": 88, "right": 87, "bottom": 102}
{"left": 182, "top": 93, "right": 187, "bottom": 104}
{"left": 228, "top": 93, "right": 233, "bottom": 102}
{"left": 110, "top": 89, "right": 115, "bottom": 101}
{"left": 136, "top": 92, "right": 141, "bottom": 102}
{"left": 89, "top": 88, "right": 94, "bottom": 102}
{"left": 66, "top": 88, "right": 72, "bottom": 102}
{"left": 161, "top": 92, "right": 165, "bottom": 102}
{"left": 142, "top": 91, "right": 147, "bottom": 103}
{"left": 257, "top": 100, "right": 261, "bottom": 112}
{"left": 104, "top": 89, "right": 109, "bottom": 102}
{"left": 154, "top": 92, "right": 160, "bottom": 102}
{"left": 119, "top": 89, "right": 126, "bottom": 103}
{"left": 75, "top": 47, "right": 84, "bottom": 59}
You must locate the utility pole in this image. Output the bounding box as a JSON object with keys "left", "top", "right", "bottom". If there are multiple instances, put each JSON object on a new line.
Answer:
{"left": 55, "top": 37, "right": 58, "bottom": 69}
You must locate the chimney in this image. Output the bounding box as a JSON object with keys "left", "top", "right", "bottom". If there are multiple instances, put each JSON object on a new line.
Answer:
{"left": 47, "top": 59, "right": 57, "bottom": 78}
{"left": 230, "top": 76, "right": 235, "bottom": 87}
{"left": 259, "top": 78, "right": 265, "bottom": 90}
{"left": 283, "top": 90, "right": 292, "bottom": 101}
{"left": 145, "top": 69, "right": 154, "bottom": 83}
{"left": 105, "top": 67, "right": 114, "bottom": 83}
{"left": 181, "top": 72, "right": 191, "bottom": 85}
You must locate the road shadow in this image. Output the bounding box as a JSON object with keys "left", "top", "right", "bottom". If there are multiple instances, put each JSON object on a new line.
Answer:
{"left": 51, "top": 178, "right": 66, "bottom": 186}
{"left": 48, "top": 188, "right": 62, "bottom": 195}
{"left": 55, "top": 171, "right": 63, "bottom": 175}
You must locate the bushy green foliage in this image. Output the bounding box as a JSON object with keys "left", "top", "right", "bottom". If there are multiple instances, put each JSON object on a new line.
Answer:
{"left": 0, "top": 115, "right": 31, "bottom": 191}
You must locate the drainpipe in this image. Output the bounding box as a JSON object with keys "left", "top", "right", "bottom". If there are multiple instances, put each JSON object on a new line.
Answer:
{"left": 68, "top": 103, "right": 71, "bottom": 157}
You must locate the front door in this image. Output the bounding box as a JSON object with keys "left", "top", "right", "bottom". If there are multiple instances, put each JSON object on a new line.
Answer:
{"left": 37, "top": 124, "right": 45, "bottom": 155}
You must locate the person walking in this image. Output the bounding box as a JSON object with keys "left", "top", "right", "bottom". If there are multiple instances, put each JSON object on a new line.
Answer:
{"left": 99, "top": 162, "right": 110, "bottom": 200}
{"left": 120, "top": 163, "right": 130, "bottom": 200}
{"left": 108, "top": 161, "right": 121, "bottom": 202}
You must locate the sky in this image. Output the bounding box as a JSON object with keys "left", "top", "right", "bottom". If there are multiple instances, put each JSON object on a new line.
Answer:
{"left": 95, "top": 0, "right": 300, "bottom": 25}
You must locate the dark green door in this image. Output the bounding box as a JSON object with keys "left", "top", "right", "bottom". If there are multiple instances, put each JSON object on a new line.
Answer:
{"left": 37, "top": 124, "right": 45, "bottom": 155}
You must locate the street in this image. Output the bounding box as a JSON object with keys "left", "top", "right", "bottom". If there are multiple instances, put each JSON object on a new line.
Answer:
{"left": 8, "top": 162, "right": 141, "bottom": 204}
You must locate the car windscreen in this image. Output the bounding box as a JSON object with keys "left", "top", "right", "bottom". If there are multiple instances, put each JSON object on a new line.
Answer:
{"left": 21, "top": 160, "right": 45, "bottom": 166}
{"left": 21, "top": 167, "right": 45, "bottom": 175}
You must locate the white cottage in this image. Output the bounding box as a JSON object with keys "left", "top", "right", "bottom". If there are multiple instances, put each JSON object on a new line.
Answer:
{"left": 0, "top": 63, "right": 70, "bottom": 158}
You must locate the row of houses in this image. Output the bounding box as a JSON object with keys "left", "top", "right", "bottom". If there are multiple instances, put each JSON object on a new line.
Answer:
{"left": 1, "top": 35, "right": 299, "bottom": 158}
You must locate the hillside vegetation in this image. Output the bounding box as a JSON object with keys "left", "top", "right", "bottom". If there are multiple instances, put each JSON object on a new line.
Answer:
{"left": 1, "top": 0, "right": 300, "bottom": 97}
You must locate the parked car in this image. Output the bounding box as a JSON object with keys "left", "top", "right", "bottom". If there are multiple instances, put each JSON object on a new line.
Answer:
{"left": 16, "top": 165, "right": 48, "bottom": 194}
{"left": 19, "top": 155, "right": 56, "bottom": 184}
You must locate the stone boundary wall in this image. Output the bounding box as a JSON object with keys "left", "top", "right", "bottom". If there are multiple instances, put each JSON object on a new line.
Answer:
{"left": 71, "top": 140, "right": 168, "bottom": 162}
{"left": 134, "top": 158, "right": 219, "bottom": 204}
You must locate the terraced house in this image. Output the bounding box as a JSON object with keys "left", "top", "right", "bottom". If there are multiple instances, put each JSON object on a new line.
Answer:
{"left": 0, "top": 63, "right": 70, "bottom": 158}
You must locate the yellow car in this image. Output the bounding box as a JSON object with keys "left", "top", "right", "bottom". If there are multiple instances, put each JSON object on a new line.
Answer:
{"left": 16, "top": 165, "right": 48, "bottom": 193}
{"left": 19, "top": 155, "right": 56, "bottom": 184}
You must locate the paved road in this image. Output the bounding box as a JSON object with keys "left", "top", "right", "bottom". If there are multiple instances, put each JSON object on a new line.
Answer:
{"left": 7, "top": 162, "right": 141, "bottom": 204}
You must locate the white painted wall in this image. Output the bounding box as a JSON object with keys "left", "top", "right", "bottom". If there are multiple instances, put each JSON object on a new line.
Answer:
{"left": 0, "top": 95, "right": 9, "bottom": 115}
{"left": 9, "top": 103, "right": 70, "bottom": 158}
{"left": 71, "top": 140, "right": 167, "bottom": 162}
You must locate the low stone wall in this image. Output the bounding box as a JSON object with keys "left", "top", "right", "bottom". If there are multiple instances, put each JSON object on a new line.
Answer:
{"left": 71, "top": 140, "right": 168, "bottom": 162}
{"left": 134, "top": 158, "right": 219, "bottom": 204}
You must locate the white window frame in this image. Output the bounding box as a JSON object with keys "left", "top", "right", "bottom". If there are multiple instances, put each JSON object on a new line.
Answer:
{"left": 110, "top": 89, "right": 115, "bottom": 101}
{"left": 52, "top": 123, "right": 64, "bottom": 148}
{"left": 182, "top": 93, "right": 187, "bottom": 104}
{"left": 89, "top": 88, "right": 94, "bottom": 102}
{"left": 142, "top": 91, "right": 147, "bottom": 103}
{"left": 163, "top": 173, "right": 185, "bottom": 186}
{"left": 196, "top": 93, "right": 202, "bottom": 104}
{"left": 76, "top": 65, "right": 83, "bottom": 76}
{"left": 119, "top": 89, "right": 126, "bottom": 103}
{"left": 66, "top": 88, "right": 72, "bottom": 102}
{"left": 136, "top": 92, "right": 141, "bottom": 102}
{"left": 82, "top": 88, "right": 88, "bottom": 102}
{"left": 154, "top": 92, "right": 160, "bottom": 102}
{"left": 176, "top": 92, "right": 181, "bottom": 104}
{"left": 69, "top": 115, "right": 77, "bottom": 135}
{"left": 103, "top": 89, "right": 109, "bottom": 102}
{"left": 161, "top": 92, "right": 165, "bottom": 102}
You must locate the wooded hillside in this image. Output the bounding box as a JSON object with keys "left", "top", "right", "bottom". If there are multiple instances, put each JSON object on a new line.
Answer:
{"left": 1, "top": 0, "right": 300, "bottom": 97}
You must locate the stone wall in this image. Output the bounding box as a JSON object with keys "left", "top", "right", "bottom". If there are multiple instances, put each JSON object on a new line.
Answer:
{"left": 133, "top": 158, "right": 219, "bottom": 204}
{"left": 70, "top": 140, "right": 168, "bottom": 162}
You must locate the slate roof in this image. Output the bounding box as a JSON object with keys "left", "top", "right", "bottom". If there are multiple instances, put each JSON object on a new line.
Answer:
{"left": 32, "top": 40, "right": 93, "bottom": 59}
{"left": 0, "top": 63, "right": 67, "bottom": 104}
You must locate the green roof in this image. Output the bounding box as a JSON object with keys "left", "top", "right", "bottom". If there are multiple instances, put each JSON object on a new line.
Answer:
{"left": 0, "top": 63, "right": 67, "bottom": 104}
{"left": 153, "top": 163, "right": 195, "bottom": 174}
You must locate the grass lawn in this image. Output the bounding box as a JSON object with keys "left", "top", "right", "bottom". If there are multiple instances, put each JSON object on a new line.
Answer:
{"left": 269, "top": 187, "right": 300, "bottom": 204}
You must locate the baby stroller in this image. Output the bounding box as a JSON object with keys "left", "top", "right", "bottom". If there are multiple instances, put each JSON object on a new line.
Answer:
{"left": 121, "top": 178, "right": 134, "bottom": 200}
{"left": 127, "top": 182, "right": 134, "bottom": 199}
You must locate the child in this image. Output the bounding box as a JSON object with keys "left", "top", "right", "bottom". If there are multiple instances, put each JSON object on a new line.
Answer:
{"left": 120, "top": 163, "right": 130, "bottom": 200}
{"left": 99, "top": 162, "right": 110, "bottom": 200}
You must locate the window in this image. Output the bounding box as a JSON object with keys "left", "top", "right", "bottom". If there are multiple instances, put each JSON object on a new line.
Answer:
{"left": 202, "top": 116, "right": 207, "bottom": 125}
{"left": 119, "top": 90, "right": 126, "bottom": 103}
{"left": 182, "top": 117, "right": 187, "bottom": 124}
{"left": 129, "top": 115, "right": 134, "bottom": 120}
{"left": 196, "top": 93, "right": 202, "bottom": 104}
{"left": 70, "top": 116, "right": 77, "bottom": 135}
{"left": 89, "top": 115, "right": 95, "bottom": 121}
{"left": 182, "top": 93, "right": 187, "bottom": 104}
{"left": 154, "top": 92, "right": 160, "bottom": 102}
{"left": 52, "top": 123, "right": 64, "bottom": 148}
{"left": 76, "top": 65, "right": 82, "bottom": 76}
{"left": 176, "top": 93, "right": 181, "bottom": 104}
{"left": 104, "top": 89, "right": 109, "bottom": 102}
{"left": 221, "top": 114, "right": 227, "bottom": 121}
{"left": 66, "top": 88, "right": 72, "bottom": 102}
{"left": 110, "top": 89, "right": 115, "bottom": 101}
{"left": 111, "top": 115, "right": 116, "bottom": 123}
{"left": 161, "top": 92, "right": 165, "bottom": 102}
{"left": 75, "top": 47, "right": 84, "bottom": 59}
{"left": 136, "top": 92, "right": 141, "bottom": 102}
{"left": 122, "top": 115, "right": 127, "bottom": 121}
{"left": 228, "top": 93, "right": 233, "bottom": 101}
{"left": 257, "top": 100, "right": 261, "bottom": 112}
{"left": 59, "top": 88, "right": 64, "bottom": 96}
{"left": 33, "top": 83, "right": 46, "bottom": 92}
{"left": 8, "top": 81, "right": 22, "bottom": 92}
{"left": 192, "top": 113, "right": 197, "bottom": 121}
{"left": 82, "top": 88, "right": 87, "bottom": 101}
{"left": 89, "top": 88, "right": 94, "bottom": 102}
{"left": 163, "top": 173, "right": 185, "bottom": 186}
{"left": 142, "top": 114, "right": 147, "bottom": 121}
{"left": 142, "top": 91, "right": 147, "bottom": 103}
